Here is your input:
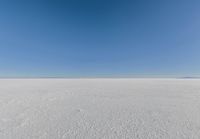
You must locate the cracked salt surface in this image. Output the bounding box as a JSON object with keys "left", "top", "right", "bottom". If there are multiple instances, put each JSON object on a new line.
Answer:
{"left": 0, "top": 79, "right": 200, "bottom": 139}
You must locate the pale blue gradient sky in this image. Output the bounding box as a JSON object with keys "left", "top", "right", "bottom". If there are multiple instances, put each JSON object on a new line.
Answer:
{"left": 0, "top": 0, "right": 200, "bottom": 77}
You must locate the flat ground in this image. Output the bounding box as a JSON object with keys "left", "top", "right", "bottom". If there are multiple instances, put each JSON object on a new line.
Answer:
{"left": 0, "top": 79, "right": 200, "bottom": 139}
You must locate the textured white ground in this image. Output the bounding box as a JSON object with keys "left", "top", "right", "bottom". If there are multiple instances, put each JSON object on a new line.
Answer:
{"left": 0, "top": 79, "right": 200, "bottom": 139}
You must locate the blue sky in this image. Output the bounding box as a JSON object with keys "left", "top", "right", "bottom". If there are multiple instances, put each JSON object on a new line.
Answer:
{"left": 0, "top": 0, "right": 200, "bottom": 77}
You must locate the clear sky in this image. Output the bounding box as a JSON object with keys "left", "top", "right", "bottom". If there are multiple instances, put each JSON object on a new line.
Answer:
{"left": 0, "top": 0, "right": 200, "bottom": 77}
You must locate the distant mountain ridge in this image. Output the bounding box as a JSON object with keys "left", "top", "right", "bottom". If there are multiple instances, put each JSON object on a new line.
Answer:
{"left": 179, "top": 77, "right": 200, "bottom": 79}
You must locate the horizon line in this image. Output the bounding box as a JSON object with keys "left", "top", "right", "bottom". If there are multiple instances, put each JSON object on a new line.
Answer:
{"left": 0, "top": 76, "right": 199, "bottom": 79}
